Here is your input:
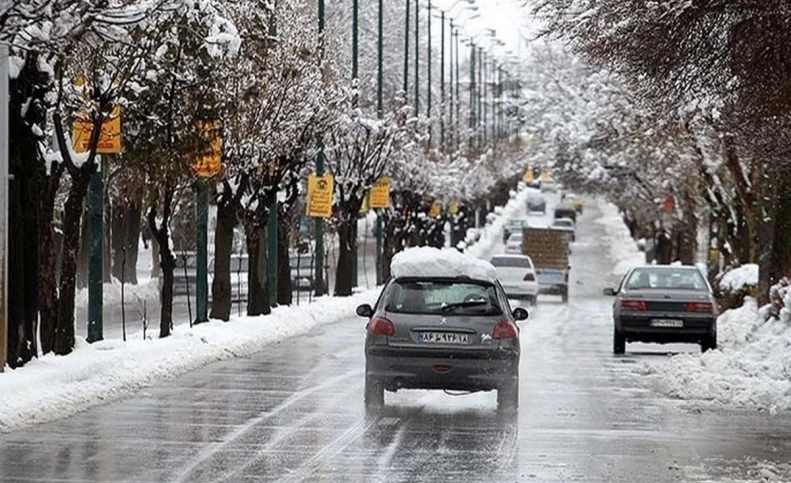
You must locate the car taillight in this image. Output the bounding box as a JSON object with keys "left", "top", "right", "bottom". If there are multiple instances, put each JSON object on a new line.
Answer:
{"left": 369, "top": 317, "right": 395, "bottom": 336}
{"left": 686, "top": 302, "right": 714, "bottom": 312}
{"left": 620, "top": 299, "right": 647, "bottom": 311}
{"left": 492, "top": 321, "right": 518, "bottom": 339}
{"left": 523, "top": 273, "right": 536, "bottom": 281}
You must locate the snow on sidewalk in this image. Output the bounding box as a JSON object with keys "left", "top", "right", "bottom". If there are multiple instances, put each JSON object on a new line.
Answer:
{"left": 464, "top": 187, "right": 533, "bottom": 261}
{"left": 642, "top": 298, "right": 791, "bottom": 412}
{"left": 595, "top": 200, "right": 646, "bottom": 276}
{"left": 0, "top": 292, "right": 376, "bottom": 432}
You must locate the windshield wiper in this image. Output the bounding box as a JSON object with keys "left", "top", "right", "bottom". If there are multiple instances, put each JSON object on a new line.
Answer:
{"left": 440, "top": 300, "right": 487, "bottom": 313}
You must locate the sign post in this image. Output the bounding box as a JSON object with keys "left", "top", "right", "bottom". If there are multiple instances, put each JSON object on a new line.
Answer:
{"left": 193, "top": 121, "right": 221, "bottom": 324}
{"left": 75, "top": 105, "right": 123, "bottom": 344}
{"left": 0, "top": 46, "right": 9, "bottom": 371}
{"left": 369, "top": 177, "right": 390, "bottom": 285}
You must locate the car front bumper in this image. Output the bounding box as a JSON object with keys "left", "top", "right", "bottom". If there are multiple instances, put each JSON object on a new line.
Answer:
{"left": 365, "top": 345, "right": 519, "bottom": 392}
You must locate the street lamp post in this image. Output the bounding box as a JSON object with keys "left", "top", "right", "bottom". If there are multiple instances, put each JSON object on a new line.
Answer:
{"left": 427, "top": 0, "right": 432, "bottom": 147}
{"left": 376, "top": 0, "right": 384, "bottom": 285}
{"left": 314, "top": 0, "right": 327, "bottom": 297}
{"left": 404, "top": 0, "right": 410, "bottom": 99}
{"left": 415, "top": 0, "right": 419, "bottom": 115}
{"left": 468, "top": 42, "right": 475, "bottom": 152}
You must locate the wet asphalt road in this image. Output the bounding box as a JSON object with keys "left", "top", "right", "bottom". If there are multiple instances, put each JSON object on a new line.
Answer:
{"left": 3, "top": 202, "right": 791, "bottom": 482}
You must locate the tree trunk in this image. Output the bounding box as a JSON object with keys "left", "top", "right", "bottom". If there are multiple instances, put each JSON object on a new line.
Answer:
{"left": 245, "top": 225, "right": 270, "bottom": 316}
{"left": 210, "top": 200, "right": 236, "bottom": 321}
{"left": 39, "top": 171, "right": 62, "bottom": 355}
{"left": 148, "top": 206, "right": 175, "bottom": 338}
{"left": 55, "top": 171, "right": 92, "bottom": 355}
{"left": 277, "top": 211, "right": 292, "bottom": 306}
{"left": 335, "top": 220, "right": 356, "bottom": 296}
{"left": 150, "top": 235, "right": 161, "bottom": 278}
{"left": 77, "top": 201, "right": 90, "bottom": 289}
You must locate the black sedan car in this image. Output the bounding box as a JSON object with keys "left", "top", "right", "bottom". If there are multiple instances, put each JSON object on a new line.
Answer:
{"left": 604, "top": 265, "right": 718, "bottom": 354}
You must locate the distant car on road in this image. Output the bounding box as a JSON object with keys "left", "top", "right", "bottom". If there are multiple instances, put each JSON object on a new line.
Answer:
{"left": 540, "top": 180, "right": 557, "bottom": 193}
{"left": 504, "top": 232, "right": 523, "bottom": 254}
{"left": 551, "top": 217, "right": 576, "bottom": 242}
{"left": 526, "top": 194, "right": 547, "bottom": 215}
{"left": 503, "top": 218, "right": 528, "bottom": 243}
{"left": 553, "top": 202, "right": 577, "bottom": 223}
{"left": 562, "top": 193, "right": 584, "bottom": 214}
{"left": 491, "top": 254, "right": 539, "bottom": 305}
{"left": 604, "top": 265, "right": 718, "bottom": 354}
{"left": 357, "top": 248, "right": 527, "bottom": 412}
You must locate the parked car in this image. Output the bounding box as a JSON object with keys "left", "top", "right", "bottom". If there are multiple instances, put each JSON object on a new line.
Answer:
{"left": 604, "top": 265, "right": 718, "bottom": 354}
{"left": 503, "top": 218, "right": 528, "bottom": 243}
{"left": 526, "top": 194, "right": 547, "bottom": 215}
{"left": 357, "top": 248, "right": 528, "bottom": 412}
{"left": 553, "top": 202, "right": 577, "bottom": 223}
{"left": 504, "top": 232, "right": 523, "bottom": 254}
{"left": 491, "top": 254, "right": 539, "bottom": 305}
{"left": 551, "top": 217, "right": 576, "bottom": 242}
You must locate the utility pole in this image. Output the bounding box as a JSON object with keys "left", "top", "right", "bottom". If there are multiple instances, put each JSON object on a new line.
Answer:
{"left": 195, "top": 179, "right": 208, "bottom": 324}
{"left": 455, "top": 30, "right": 460, "bottom": 151}
{"left": 478, "top": 47, "right": 483, "bottom": 149}
{"left": 0, "top": 45, "right": 8, "bottom": 371}
{"left": 404, "top": 0, "right": 410, "bottom": 100}
{"left": 351, "top": 0, "right": 360, "bottom": 288}
{"left": 376, "top": 0, "right": 384, "bottom": 286}
{"left": 315, "top": 0, "right": 327, "bottom": 297}
{"left": 469, "top": 43, "right": 475, "bottom": 151}
{"left": 427, "top": 0, "right": 432, "bottom": 147}
{"left": 448, "top": 20, "right": 453, "bottom": 150}
{"left": 87, "top": 156, "right": 103, "bottom": 343}
{"left": 415, "top": 0, "right": 420, "bottom": 115}
{"left": 440, "top": 11, "right": 445, "bottom": 150}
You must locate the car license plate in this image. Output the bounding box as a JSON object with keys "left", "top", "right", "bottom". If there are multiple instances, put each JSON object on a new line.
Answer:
{"left": 418, "top": 332, "right": 470, "bottom": 345}
{"left": 651, "top": 319, "right": 684, "bottom": 328}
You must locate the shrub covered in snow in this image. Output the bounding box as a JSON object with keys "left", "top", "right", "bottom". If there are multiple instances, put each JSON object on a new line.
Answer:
{"left": 714, "top": 264, "right": 759, "bottom": 310}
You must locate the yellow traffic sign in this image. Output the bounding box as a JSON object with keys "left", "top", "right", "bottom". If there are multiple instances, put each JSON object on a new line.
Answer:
{"left": 448, "top": 200, "right": 459, "bottom": 215}
{"left": 540, "top": 169, "right": 552, "bottom": 182}
{"left": 370, "top": 177, "right": 391, "bottom": 209}
{"left": 429, "top": 201, "right": 442, "bottom": 219}
{"left": 522, "top": 169, "right": 534, "bottom": 183}
{"left": 73, "top": 106, "right": 122, "bottom": 154}
{"left": 193, "top": 121, "right": 222, "bottom": 177}
{"left": 307, "top": 174, "right": 334, "bottom": 218}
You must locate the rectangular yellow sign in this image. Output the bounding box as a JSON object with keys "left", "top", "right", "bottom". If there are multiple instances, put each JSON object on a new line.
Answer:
{"left": 369, "top": 177, "right": 391, "bottom": 209}
{"left": 73, "top": 106, "right": 122, "bottom": 154}
{"left": 307, "top": 174, "right": 334, "bottom": 218}
{"left": 193, "top": 121, "right": 222, "bottom": 178}
{"left": 429, "top": 201, "right": 442, "bottom": 219}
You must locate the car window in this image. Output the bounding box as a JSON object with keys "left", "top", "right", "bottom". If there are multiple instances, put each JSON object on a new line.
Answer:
{"left": 625, "top": 268, "right": 708, "bottom": 291}
{"left": 385, "top": 280, "right": 503, "bottom": 316}
{"left": 508, "top": 234, "right": 523, "bottom": 242}
{"left": 491, "top": 257, "right": 533, "bottom": 269}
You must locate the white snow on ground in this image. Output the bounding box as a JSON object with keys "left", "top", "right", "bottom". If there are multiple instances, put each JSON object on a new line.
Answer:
{"left": 643, "top": 298, "right": 791, "bottom": 412}
{"left": 391, "top": 247, "right": 498, "bottom": 283}
{"left": 464, "top": 187, "right": 533, "bottom": 261}
{"left": 720, "top": 264, "right": 759, "bottom": 292}
{"left": 0, "top": 292, "right": 377, "bottom": 432}
{"left": 76, "top": 277, "right": 160, "bottom": 309}
{"left": 595, "top": 200, "right": 646, "bottom": 276}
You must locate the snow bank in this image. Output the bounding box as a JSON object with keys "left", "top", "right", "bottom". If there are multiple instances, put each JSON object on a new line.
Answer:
{"left": 0, "top": 291, "right": 376, "bottom": 433}
{"left": 76, "top": 278, "right": 160, "bottom": 308}
{"left": 595, "top": 200, "right": 645, "bottom": 276}
{"left": 391, "top": 247, "right": 498, "bottom": 283}
{"left": 643, "top": 298, "right": 791, "bottom": 411}
{"left": 464, "top": 188, "right": 532, "bottom": 260}
{"left": 719, "top": 264, "right": 759, "bottom": 292}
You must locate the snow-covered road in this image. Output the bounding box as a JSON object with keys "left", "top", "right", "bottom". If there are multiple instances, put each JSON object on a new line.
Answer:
{"left": 2, "top": 200, "right": 791, "bottom": 482}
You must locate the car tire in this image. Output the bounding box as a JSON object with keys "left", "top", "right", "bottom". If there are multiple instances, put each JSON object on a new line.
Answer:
{"left": 561, "top": 290, "right": 569, "bottom": 304}
{"left": 364, "top": 375, "right": 384, "bottom": 408}
{"left": 613, "top": 330, "right": 626, "bottom": 354}
{"left": 701, "top": 335, "right": 717, "bottom": 353}
{"left": 497, "top": 378, "right": 519, "bottom": 412}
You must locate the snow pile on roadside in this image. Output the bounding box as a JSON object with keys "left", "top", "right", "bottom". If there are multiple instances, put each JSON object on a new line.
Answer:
{"left": 465, "top": 188, "right": 532, "bottom": 261}
{"left": 0, "top": 291, "right": 377, "bottom": 433}
{"left": 719, "top": 264, "right": 759, "bottom": 292}
{"left": 76, "top": 277, "right": 160, "bottom": 308}
{"left": 595, "top": 201, "right": 645, "bottom": 276}
{"left": 391, "top": 247, "right": 498, "bottom": 282}
{"left": 643, "top": 298, "right": 791, "bottom": 411}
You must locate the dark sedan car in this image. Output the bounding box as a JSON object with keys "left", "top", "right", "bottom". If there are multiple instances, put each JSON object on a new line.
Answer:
{"left": 604, "top": 266, "right": 718, "bottom": 354}
{"left": 526, "top": 194, "right": 547, "bottom": 214}
{"left": 358, "top": 275, "right": 527, "bottom": 412}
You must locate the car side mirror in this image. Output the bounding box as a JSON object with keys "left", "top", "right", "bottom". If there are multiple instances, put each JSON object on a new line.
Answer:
{"left": 356, "top": 304, "right": 374, "bottom": 318}
{"left": 512, "top": 307, "right": 529, "bottom": 321}
{"left": 602, "top": 288, "right": 616, "bottom": 296}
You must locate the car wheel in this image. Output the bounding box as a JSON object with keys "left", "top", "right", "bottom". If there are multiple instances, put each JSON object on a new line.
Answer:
{"left": 364, "top": 375, "right": 384, "bottom": 408}
{"left": 497, "top": 378, "right": 519, "bottom": 412}
{"left": 561, "top": 289, "right": 569, "bottom": 303}
{"left": 701, "top": 335, "right": 717, "bottom": 353}
{"left": 613, "top": 330, "right": 626, "bottom": 354}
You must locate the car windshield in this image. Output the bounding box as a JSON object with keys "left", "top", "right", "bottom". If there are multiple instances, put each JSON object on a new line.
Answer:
{"left": 385, "top": 280, "right": 503, "bottom": 316}
{"left": 625, "top": 268, "right": 708, "bottom": 291}
{"left": 491, "top": 256, "right": 533, "bottom": 269}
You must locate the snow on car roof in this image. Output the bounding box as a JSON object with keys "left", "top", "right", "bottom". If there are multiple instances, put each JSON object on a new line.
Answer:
{"left": 390, "top": 247, "right": 499, "bottom": 283}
